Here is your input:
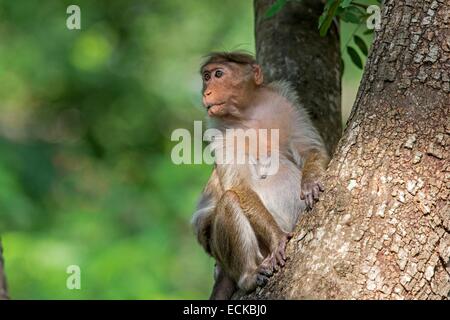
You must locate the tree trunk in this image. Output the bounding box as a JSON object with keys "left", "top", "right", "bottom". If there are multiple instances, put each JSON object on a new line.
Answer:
{"left": 248, "top": 0, "right": 450, "bottom": 299}
{"left": 0, "top": 239, "right": 9, "bottom": 300}
{"left": 254, "top": 0, "right": 342, "bottom": 155}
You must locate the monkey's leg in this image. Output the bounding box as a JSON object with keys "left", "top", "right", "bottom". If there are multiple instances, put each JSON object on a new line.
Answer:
{"left": 211, "top": 190, "right": 264, "bottom": 293}
{"left": 209, "top": 265, "right": 236, "bottom": 300}
{"left": 232, "top": 188, "right": 293, "bottom": 286}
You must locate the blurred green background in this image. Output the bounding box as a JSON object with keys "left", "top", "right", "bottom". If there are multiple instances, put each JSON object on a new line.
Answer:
{"left": 0, "top": 0, "right": 370, "bottom": 299}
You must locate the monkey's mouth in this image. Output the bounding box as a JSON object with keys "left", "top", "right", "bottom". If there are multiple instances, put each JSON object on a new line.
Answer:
{"left": 207, "top": 103, "right": 225, "bottom": 115}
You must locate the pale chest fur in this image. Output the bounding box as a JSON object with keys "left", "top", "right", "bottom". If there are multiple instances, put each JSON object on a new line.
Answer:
{"left": 212, "top": 97, "right": 307, "bottom": 232}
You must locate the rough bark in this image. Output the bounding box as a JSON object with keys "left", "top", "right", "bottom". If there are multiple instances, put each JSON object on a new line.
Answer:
{"left": 254, "top": 0, "right": 342, "bottom": 155}
{"left": 0, "top": 238, "right": 9, "bottom": 300}
{"left": 247, "top": 0, "right": 450, "bottom": 299}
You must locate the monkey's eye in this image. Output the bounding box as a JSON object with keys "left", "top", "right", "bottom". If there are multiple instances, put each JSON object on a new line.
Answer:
{"left": 215, "top": 70, "right": 224, "bottom": 78}
{"left": 203, "top": 73, "right": 211, "bottom": 81}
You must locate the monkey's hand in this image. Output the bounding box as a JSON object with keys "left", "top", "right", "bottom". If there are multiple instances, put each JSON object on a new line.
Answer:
{"left": 300, "top": 173, "right": 325, "bottom": 209}
{"left": 256, "top": 232, "right": 293, "bottom": 287}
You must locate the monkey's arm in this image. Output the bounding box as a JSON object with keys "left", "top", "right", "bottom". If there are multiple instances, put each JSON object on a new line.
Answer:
{"left": 300, "top": 148, "right": 329, "bottom": 208}
{"left": 191, "top": 168, "right": 223, "bottom": 255}
{"left": 291, "top": 131, "right": 330, "bottom": 208}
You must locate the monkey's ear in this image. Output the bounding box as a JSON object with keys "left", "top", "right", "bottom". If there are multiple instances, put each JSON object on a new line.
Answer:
{"left": 252, "top": 64, "right": 264, "bottom": 85}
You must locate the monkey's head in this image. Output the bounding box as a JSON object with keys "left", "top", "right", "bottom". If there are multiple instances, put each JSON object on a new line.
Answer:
{"left": 200, "top": 52, "right": 264, "bottom": 117}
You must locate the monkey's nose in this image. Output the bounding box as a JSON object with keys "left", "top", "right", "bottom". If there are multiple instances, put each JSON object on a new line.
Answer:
{"left": 204, "top": 90, "right": 212, "bottom": 97}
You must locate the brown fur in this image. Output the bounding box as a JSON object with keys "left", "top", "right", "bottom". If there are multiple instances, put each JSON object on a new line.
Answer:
{"left": 200, "top": 52, "right": 257, "bottom": 72}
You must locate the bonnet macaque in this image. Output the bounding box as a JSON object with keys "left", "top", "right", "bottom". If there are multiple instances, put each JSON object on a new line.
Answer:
{"left": 192, "top": 52, "right": 329, "bottom": 299}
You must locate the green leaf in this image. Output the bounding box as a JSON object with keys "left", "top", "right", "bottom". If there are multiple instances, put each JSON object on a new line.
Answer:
{"left": 318, "top": 0, "right": 334, "bottom": 27}
{"left": 340, "top": 0, "right": 353, "bottom": 8}
{"left": 347, "top": 46, "right": 363, "bottom": 69}
{"left": 340, "top": 11, "right": 360, "bottom": 23}
{"left": 319, "top": 0, "right": 340, "bottom": 37}
{"left": 265, "top": 0, "right": 288, "bottom": 18}
{"left": 363, "top": 28, "right": 374, "bottom": 35}
{"left": 339, "top": 5, "right": 365, "bottom": 24}
{"left": 353, "top": 35, "right": 368, "bottom": 56}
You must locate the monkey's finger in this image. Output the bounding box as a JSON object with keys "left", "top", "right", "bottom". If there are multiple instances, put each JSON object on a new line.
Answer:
{"left": 300, "top": 190, "right": 305, "bottom": 200}
{"left": 268, "top": 255, "right": 277, "bottom": 271}
{"left": 307, "top": 194, "right": 313, "bottom": 208}
{"left": 312, "top": 186, "right": 320, "bottom": 200}
{"left": 276, "top": 252, "right": 285, "bottom": 266}
{"left": 264, "top": 254, "right": 276, "bottom": 271}
{"left": 281, "top": 248, "right": 287, "bottom": 261}
{"left": 302, "top": 191, "right": 309, "bottom": 205}
{"left": 278, "top": 245, "right": 286, "bottom": 261}
{"left": 273, "top": 258, "right": 281, "bottom": 271}
{"left": 318, "top": 182, "right": 325, "bottom": 191}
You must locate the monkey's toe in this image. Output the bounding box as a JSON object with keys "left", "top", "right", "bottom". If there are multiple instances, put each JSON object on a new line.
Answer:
{"left": 274, "top": 233, "right": 291, "bottom": 266}
{"left": 259, "top": 255, "right": 276, "bottom": 275}
{"left": 275, "top": 252, "right": 286, "bottom": 267}
{"left": 263, "top": 232, "right": 292, "bottom": 273}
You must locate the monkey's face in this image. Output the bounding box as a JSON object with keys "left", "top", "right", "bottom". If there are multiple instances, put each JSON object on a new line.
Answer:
{"left": 201, "top": 62, "right": 263, "bottom": 117}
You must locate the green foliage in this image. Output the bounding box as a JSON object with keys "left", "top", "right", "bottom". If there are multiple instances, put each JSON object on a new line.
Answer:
{"left": 338, "top": 5, "right": 366, "bottom": 24}
{"left": 318, "top": 0, "right": 341, "bottom": 37}
{"left": 0, "top": 0, "right": 254, "bottom": 299}
{"left": 320, "top": 0, "right": 378, "bottom": 70}
{"left": 354, "top": 35, "right": 368, "bottom": 56}
{"left": 340, "top": 0, "right": 353, "bottom": 8}
{"left": 346, "top": 46, "right": 363, "bottom": 69}
{"left": 265, "top": 0, "right": 378, "bottom": 70}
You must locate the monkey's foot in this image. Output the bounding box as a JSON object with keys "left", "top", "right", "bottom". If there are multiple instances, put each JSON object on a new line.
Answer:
{"left": 256, "top": 232, "right": 293, "bottom": 287}
{"left": 301, "top": 179, "right": 325, "bottom": 209}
